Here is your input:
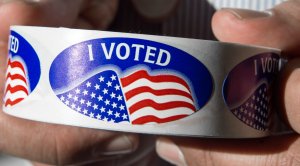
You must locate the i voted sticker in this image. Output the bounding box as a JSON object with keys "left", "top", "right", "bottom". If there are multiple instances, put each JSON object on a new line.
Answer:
{"left": 49, "top": 38, "right": 213, "bottom": 124}
{"left": 4, "top": 31, "right": 41, "bottom": 107}
{"left": 223, "top": 53, "right": 280, "bottom": 130}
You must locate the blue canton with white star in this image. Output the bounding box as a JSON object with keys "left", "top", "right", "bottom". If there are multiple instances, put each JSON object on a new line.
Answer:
{"left": 57, "top": 70, "right": 130, "bottom": 123}
{"left": 231, "top": 84, "right": 270, "bottom": 130}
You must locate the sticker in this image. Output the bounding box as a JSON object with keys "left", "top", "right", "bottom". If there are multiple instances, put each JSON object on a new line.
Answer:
{"left": 49, "top": 38, "right": 213, "bottom": 124}
{"left": 223, "top": 53, "right": 280, "bottom": 130}
{"left": 4, "top": 31, "right": 41, "bottom": 107}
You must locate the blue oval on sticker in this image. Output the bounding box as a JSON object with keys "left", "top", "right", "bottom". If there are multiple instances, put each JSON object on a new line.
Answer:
{"left": 50, "top": 37, "right": 213, "bottom": 124}
{"left": 223, "top": 52, "right": 280, "bottom": 130}
{"left": 4, "top": 31, "right": 41, "bottom": 107}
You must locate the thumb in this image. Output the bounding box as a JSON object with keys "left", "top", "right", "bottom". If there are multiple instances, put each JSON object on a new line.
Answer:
{"left": 212, "top": 1, "right": 300, "bottom": 133}
{"left": 212, "top": 1, "right": 300, "bottom": 58}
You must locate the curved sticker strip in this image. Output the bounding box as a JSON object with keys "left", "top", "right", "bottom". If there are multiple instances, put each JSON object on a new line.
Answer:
{"left": 3, "top": 26, "right": 286, "bottom": 137}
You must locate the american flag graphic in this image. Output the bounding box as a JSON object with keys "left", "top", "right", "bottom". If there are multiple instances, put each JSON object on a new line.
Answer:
{"left": 231, "top": 83, "right": 271, "bottom": 130}
{"left": 56, "top": 69, "right": 196, "bottom": 124}
{"left": 4, "top": 57, "right": 29, "bottom": 107}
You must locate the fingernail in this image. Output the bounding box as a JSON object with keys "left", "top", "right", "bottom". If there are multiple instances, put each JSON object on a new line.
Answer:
{"left": 222, "top": 8, "right": 272, "bottom": 20}
{"left": 156, "top": 138, "right": 187, "bottom": 166}
{"left": 93, "top": 134, "right": 138, "bottom": 156}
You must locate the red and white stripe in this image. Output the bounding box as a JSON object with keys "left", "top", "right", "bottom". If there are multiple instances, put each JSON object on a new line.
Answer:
{"left": 4, "top": 58, "right": 29, "bottom": 107}
{"left": 121, "top": 70, "right": 195, "bottom": 124}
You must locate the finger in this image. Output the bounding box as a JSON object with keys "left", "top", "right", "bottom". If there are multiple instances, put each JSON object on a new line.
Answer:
{"left": 32, "top": 135, "right": 159, "bottom": 166}
{"left": 0, "top": 114, "right": 139, "bottom": 165}
{"left": 78, "top": 0, "right": 118, "bottom": 30}
{"left": 278, "top": 58, "right": 300, "bottom": 133}
{"left": 212, "top": 1, "right": 300, "bottom": 133}
{"left": 212, "top": 1, "right": 300, "bottom": 58}
{"left": 0, "top": 0, "right": 83, "bottom": 41}
{"left": 156, "top": 135, "right": 300, "bottom": 166}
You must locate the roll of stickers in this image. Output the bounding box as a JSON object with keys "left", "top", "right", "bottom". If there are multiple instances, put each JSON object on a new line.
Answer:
{"left": 3, "top": 26, "right": 287, "bottom": 138}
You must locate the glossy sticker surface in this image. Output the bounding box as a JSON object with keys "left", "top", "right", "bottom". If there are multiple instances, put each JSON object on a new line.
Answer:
{"left": 223, "top": 53, "right": 280, "bottom": 130}
{"left": 4, "top": 31, "right": 41, "bottom": 107}
{"left": 50, "top": 38, "right": 213, "bottom": 124}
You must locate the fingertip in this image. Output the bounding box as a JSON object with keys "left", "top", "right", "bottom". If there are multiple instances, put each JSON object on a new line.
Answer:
{"left": 156, "top": 137, "right": 187, "bottom": 166}
{"left": 0, "top": 0, "right": 82, "bottom": 41}
{"left": 0, "top": 1, "right": 42, "bottom": 41}
{"left": 124, "top": 133, "right": 140, "bottom": 152}
{"left": 212, "top": 8, "right": 283, "bottom": 47}
{"left": 212, "top": 8, "right": 253, "bottom": 42}
{"left": 281, "top": 59, "right": 300, "bottom": 133}
{"left": 211, "top": 8, "right": 237, "bottom": 42}
{"left": 93, "top": 133, "right": 140, "bottom": 156}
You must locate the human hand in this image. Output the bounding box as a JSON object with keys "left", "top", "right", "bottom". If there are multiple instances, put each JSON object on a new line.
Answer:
{"left": 156, "top": 1, "right": 300, "bottom": 165}
{"left": 0, "top": 0, "right": 141, "bottom": 165}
